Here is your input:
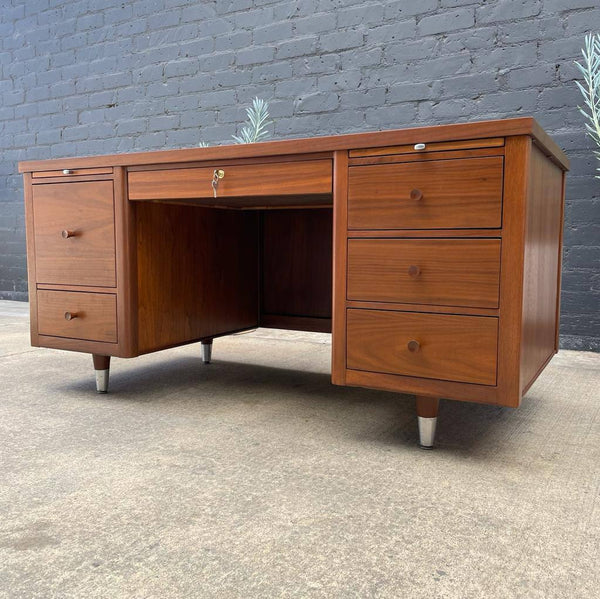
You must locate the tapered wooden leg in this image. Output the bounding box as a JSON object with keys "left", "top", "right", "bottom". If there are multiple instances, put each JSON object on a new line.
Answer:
{"left": 416, "top": 396, "right": 439, "bottom": 449}
{"left": 92, "top": 354, "right": 110, "bottom": 393}
{"left": 201, "top": 340, "right": 213, "bottom": 364}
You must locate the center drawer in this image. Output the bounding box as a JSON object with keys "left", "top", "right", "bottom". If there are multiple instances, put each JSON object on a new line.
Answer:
{"left": 347, "top": 238, "right": 501, "bottom": 308}
{"left": 128, "top": 160, "right": 332, "bottom": 201}
{"left": 347, "top": 156, "right": 503, "bottom": 230}
{"left": 346, "top": 308, "right": 498, "bottom": 385}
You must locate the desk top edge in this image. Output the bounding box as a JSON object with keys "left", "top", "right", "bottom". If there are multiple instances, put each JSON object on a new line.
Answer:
{"left": 18, "top": 117, "right": 569, "bottom": 173}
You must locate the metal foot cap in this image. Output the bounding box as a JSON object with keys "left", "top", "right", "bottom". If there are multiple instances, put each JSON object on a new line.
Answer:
{"left": 95, "top": 369, "right": 109, "bottom": 393}
{"left": 418, "top": 415, "right": 437, "bottom": 449}
{"left": 201, "top": 343, "right": 212, "bottom": 364}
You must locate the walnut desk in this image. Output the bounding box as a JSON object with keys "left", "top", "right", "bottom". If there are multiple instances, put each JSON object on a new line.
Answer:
{"left": 19, "top": 118, "right": 569, "bottom": 448}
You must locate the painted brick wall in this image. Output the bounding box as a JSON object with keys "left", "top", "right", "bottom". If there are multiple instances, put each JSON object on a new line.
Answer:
{"left": 1, "top": 0, "right": 599, "bottom": 350}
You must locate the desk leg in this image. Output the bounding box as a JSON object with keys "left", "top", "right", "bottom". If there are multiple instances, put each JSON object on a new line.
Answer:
{"left": 92, "top": 355, "right": 111, "bottom": 393}
{"left": 201, "top": 340, "right": 213, "bottom": 364}
{"left": 416, "top": 396, "right": 439, "bottom": 449}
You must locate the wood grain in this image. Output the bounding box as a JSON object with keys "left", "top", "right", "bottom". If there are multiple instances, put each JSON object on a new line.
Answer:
{"left": 114, "top": 166, "right": 138, "bottom": 357}
{"left": 347, "top": 238, "right": 501, "bottom": 308}
{"left": 349, "top": 146, "right": 504, "bottom": 167}
{"left": 37, "top": 290, "right": 117, "bottom": 343}
{"left": 260, "top": 314, "right": 331, "bottom": 333}
{"left": 496, "top": 136, "right": 530, "bottom": 407}
{"left": 92, "top": 354, "right": 110, "bottom": 370}
{"left": 32, "top": 167, "right": 113, "bottom": 178}
{"left": 128, "top": 160, "right": 332, "bottom": 202}
{"left": 136, "top": 203, "right": 259, "bottom": 354}
{"left": 32, "top": 181, "right": 116, "bottom": 287}
{"left": 18, "top": 117, "right": 568, "bottom": 172}
{"left": 347, "top": 156, "right": 503, "bottom": 230}
{"left": 23, "top": 173, "right": 39, "bottom": 347}
{"left": 348, "top": 229, "right": 503, "bottom": 238}
{"left": 520, "top": 144, "right": 565, "bottom": 393}
{"left": 344, "top": 369, "right": 499, "bottom": 404}
{"left": 416, "top": 396, "right": 439, "bottom": 418}
{"left": 261, "top": 209, "right": 332, "bottom": 320}
{"left": 346, "top": 300, "right": 498, "bottom": 317}
{"left": 346, "top": 309, "right": 499, "bottom": 385}
{"left": 349, "top": 137, "right": 504, "bottom": 158}
{"left": 20, "top": 120, "right": 569, "bottom": 420}
{"left": 331, "top": 151, "right": 349, "bottom": 386}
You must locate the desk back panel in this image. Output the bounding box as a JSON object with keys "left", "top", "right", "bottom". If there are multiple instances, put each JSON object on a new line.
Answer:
{"left": 136, "top": 203, "right": 259, "bottom": 354}
{"left": 261, "top": 208, "right": 332, "bottom": 332}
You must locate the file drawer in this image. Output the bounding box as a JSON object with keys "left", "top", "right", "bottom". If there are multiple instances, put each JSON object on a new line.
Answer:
{"left": 346, "top": 308, "right": 498, "bottom": 385}
{"left": 32, "top": 181, "right": 116, "bottom": 287}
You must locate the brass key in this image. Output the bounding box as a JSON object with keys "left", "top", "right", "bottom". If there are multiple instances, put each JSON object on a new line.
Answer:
{"left": 212, "top": 169, "right": 225, "bottom": 198}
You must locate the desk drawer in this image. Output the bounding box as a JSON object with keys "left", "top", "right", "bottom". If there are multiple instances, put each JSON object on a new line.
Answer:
{"left": 349, "top": 137, "right": 504, "bottom": 158}
{"left": 128, "top": 160, "right": 332, "bottom": 200}
{"left": 32, "top": 167, "right": 113, "bottom": 178}
{"left": 32, "top": 181, "right": 116, "bottom": 287}
{"left": 347, "top": 156, "right": 503, "bottom": 230}
{"left": 346, "top": 309, "right": 498, "bottom": 385}
{"left": 347, "top": 238, "right": 501, "bottom": 308}
{"left": 37, "top": 290, "right": 117, "bottom": 343}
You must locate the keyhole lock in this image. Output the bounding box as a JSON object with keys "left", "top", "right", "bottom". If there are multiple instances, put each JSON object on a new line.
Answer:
{"left": 212, "top": 169, "right": 225, "bottom": 198}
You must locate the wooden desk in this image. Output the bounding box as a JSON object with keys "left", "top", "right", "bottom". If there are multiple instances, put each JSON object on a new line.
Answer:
{"left": 19, "top": 118, "right": 569, "bottom": 448}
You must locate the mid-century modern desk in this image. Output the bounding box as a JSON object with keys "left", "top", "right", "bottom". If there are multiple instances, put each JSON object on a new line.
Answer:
{"left": 19, "top": 118, "right": 569, "bottom": 447}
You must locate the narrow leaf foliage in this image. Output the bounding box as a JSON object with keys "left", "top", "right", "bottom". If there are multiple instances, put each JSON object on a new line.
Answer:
{"left": 198, "top": 97, "right": 271, "bottom": 147}
{"left": 575, "top": 33, "right": 600, "bottom": 177}
{"left": 232, "top": 97, "right": 271, "bottom": 144}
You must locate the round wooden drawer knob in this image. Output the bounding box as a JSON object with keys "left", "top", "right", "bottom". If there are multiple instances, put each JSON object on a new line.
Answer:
{"left": 408, "top": 265, "right": 421, "bottom": 277}
{"left": 64, "top": 311, "right": 78, "bottom": 321}
{"left": 407, "top": 340, "right": 421, "bottom": 353}
{"left": 61, "top": 230, "right": 75, "bottom": 239}
{"left": 410, "top": 189, "right": 423, "bottom": 201}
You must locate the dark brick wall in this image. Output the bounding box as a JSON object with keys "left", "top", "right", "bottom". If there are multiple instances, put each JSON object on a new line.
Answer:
{"left": 1, "top": 0, "right": 599, "bottom": 350}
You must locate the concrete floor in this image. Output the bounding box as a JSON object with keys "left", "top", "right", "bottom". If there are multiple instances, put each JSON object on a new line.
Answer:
{"left": 0, "top": 300, "right": 599, "bottom": 599}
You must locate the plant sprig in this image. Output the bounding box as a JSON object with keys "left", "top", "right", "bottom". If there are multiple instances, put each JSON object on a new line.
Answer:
{"left": 575, "top": 33, "right": 600, "bottom": 177}
{"left": 198, "top": 97, "right": 271, "bottom": 147}
{"left": 232, "top": 97, "right": 271, "bottom": 144}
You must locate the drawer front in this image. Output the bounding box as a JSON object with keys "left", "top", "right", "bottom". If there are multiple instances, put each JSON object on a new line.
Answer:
{"left": 37, "top": 290, "right": 117, "bottom": 343}
{"left": 346, "top": 309, "right": 498, "bottom": 385}
{"left": 347, "top": 156, "right": 503, "bottom": 230}
{"left": 32, "top": 181, "right": 116, "bottom": 287}
{"left": 128, "top": 160, "right": 332, "bottom": 200}
{"left": 347, "top": 238, "right": 501, "bottom": 308}
{"left": 349, "top": 137, "right": 504, "bottom": 158}
{"left": 32, "top": 167, "right": 113, "bottom": 178}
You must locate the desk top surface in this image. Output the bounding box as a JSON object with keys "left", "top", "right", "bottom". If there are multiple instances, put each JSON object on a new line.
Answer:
{"left": 19, "top": 117, "right": 569, "bottom": 173}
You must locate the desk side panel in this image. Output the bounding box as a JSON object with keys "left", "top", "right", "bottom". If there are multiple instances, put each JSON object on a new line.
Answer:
{"left": 520, "top": 145, "right": 565, "bottom": 394}
{"left": 136, "top": 203, "right": 259, "bottom": 354}
{"left": 23, "top": 172, "right": 39, "bottom": 347}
